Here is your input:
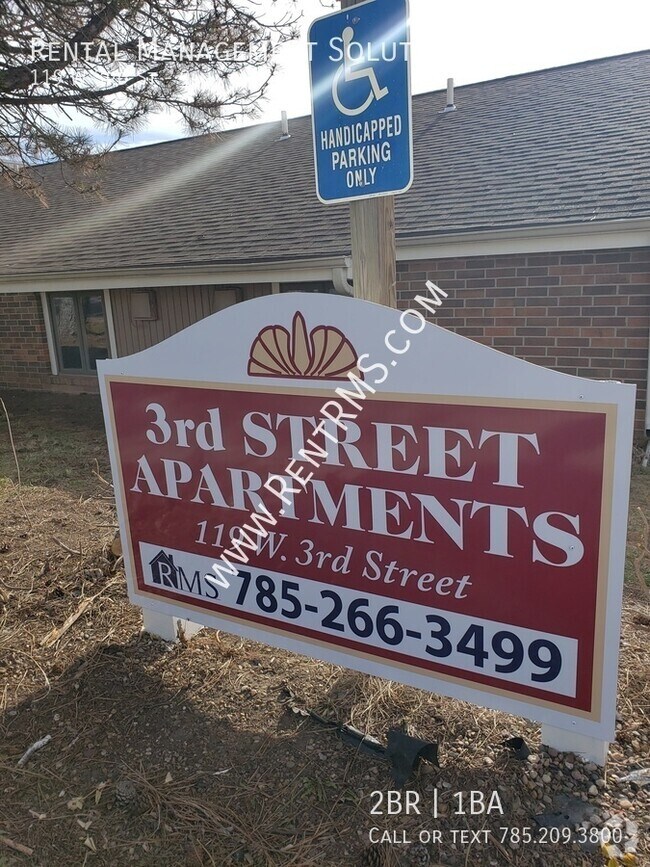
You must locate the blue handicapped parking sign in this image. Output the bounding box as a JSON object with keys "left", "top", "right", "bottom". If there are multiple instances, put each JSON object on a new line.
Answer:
{"left": 308, "top": 0, "right": 413, "bottom": 204}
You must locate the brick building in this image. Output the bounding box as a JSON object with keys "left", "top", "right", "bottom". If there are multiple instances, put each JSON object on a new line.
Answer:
{"left": 0, "top": 52, "right": 648, "bottom": 435}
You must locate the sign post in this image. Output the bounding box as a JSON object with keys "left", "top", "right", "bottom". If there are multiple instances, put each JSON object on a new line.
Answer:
{"left": 349, "top": 195, "right": 396, "bottom": 307}
{"left": 99, "top": 293, "right": 635, "bottom": 764}
{"left": 309, "top": 0, "right": 413, "bottom": 306}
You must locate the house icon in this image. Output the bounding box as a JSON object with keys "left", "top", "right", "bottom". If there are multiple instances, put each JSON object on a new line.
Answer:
{"left": 149, "top": 550, "right": 179, "bottom": 589}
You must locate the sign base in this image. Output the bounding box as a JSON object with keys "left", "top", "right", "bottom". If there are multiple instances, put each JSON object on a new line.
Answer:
{"left": 142, "top": 608, "right": 202, "bottom": 643}
{"left": 541, "top": 723, "right": 609, "bottom": 766}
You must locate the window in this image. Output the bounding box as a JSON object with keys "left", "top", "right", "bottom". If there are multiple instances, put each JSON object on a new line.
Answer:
{"left": 279, "top": 281, "right": 335, "bottom": 294}
{"left": 49, "top": 292, "right": 109, "bottom": 373}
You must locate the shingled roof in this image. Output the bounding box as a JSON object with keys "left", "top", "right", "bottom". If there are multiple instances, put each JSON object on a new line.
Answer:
{"left": 1, "top": 50, "right": 648, "bottom": 277}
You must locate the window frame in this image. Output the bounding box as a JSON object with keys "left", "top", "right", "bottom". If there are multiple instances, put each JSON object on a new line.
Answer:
{"left": 47, "top": 291, "right": 109, "bottom": 375}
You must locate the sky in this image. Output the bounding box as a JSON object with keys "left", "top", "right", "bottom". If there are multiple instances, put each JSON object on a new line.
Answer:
{"left": 125, "top": 0, "right": 650, "bottom": 146}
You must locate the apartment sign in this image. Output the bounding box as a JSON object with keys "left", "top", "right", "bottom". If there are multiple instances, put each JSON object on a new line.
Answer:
{"left": 99, "top": 293, "right": 635, "bottom": 743}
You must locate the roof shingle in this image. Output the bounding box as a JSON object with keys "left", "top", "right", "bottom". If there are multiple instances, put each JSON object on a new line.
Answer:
{"left": 0, "top": 50, "right": 648, "bottom": 277}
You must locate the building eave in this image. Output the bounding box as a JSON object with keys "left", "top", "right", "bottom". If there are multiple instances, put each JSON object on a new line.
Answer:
{"left": 0, "top": 218, "right": 648, "bottom": 294}
{"left": 397, "top": 217, "right": 650, "bottom": 260}
{"left": 0, "top": 256, "right": 350, "bottom": 293}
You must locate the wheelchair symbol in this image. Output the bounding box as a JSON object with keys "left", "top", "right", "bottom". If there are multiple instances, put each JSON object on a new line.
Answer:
{"left": 332, "top": 26, "right": 389, "bottom": 117}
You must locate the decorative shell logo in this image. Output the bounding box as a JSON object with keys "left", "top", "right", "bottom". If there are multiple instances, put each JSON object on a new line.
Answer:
{"left": 247, "top": 311, "right": 360, "bottom": 380}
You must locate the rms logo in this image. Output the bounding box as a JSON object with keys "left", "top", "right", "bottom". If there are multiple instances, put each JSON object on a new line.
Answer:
{"left": 149, "top": 550, "right": 179, "bottom": 588}
{"left": 146, "top": 547, "right": 219, "bottom": 599}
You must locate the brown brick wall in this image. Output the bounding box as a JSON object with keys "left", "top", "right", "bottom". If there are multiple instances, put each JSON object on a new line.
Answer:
{"left": 1, "top": 253, "right": 649, "bottom": 434}
{"left": 0, "top": 293, "right": 99, "bottom": 394}
{"left": 397, "top": 247, "right": 650, "bottom": 436}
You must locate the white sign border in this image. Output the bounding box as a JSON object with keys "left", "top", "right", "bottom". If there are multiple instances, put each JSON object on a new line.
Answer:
{"left": 99, "top": 364, "right": 632, "bottom": 743}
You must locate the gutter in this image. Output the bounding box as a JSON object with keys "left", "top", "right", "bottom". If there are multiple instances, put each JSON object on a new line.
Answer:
{"left": 397, "top": 217, "right": 650, "bottom": 260}
{"left": 1, "top": 217, "right": 648, "bottom": 295}
{"left": 0, "top": 256, "right": 351, "bottom": 294}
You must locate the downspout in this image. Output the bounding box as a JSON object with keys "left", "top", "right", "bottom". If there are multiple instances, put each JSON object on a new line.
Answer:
{"left": 332, "top": 257, "right": 354, "bottom": 295}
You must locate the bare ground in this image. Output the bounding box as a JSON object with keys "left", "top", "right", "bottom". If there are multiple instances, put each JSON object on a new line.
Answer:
{"left": 0, "top": 391, "right": 648, "bottom": 867}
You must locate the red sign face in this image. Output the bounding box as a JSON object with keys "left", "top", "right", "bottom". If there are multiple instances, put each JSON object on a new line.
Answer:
{"left": 107, "top": 378, "right": 612, "bottom": 718}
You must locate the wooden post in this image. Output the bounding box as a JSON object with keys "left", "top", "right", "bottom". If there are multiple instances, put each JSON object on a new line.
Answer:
{"left": 349, "top": 197, "right": 397, "bottom": 307}
{"left": 341, "top": 0, "right": 397, "bottom": 309}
